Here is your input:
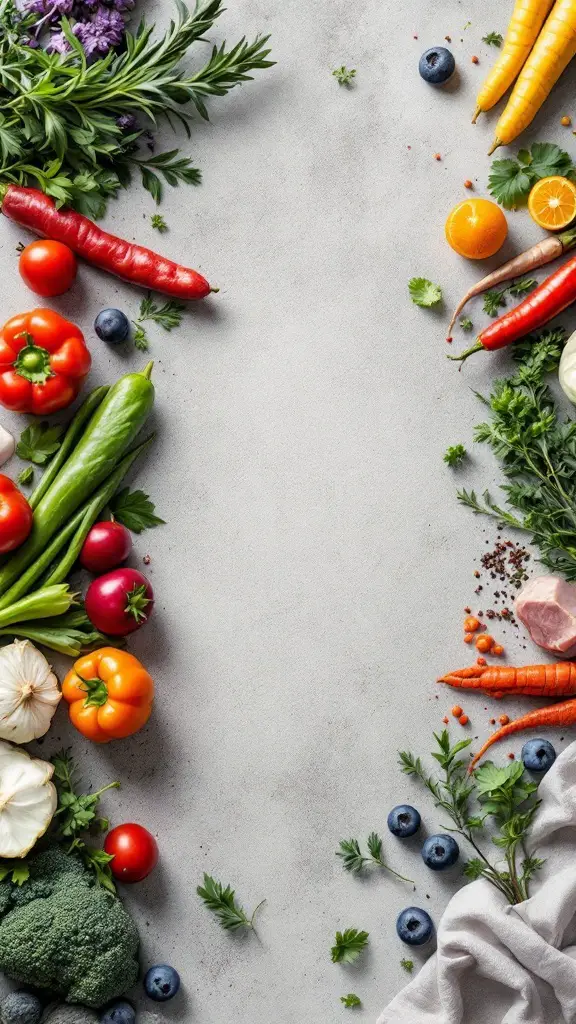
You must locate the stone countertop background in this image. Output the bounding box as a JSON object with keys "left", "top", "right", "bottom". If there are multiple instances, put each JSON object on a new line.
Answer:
{"left": 2, "top": 1, "right": 576, "bottom": 1021}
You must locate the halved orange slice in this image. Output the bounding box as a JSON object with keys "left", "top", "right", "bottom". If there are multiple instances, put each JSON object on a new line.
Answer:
{"left": 528, "top": 176, "right": 576, "bottom": 231}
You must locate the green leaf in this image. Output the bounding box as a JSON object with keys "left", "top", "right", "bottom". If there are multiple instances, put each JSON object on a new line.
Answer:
{"left": 332, "top": 66, "right": 356, "bottom": 86}
{"left": 483, "top": 289, "right": 507, "bottom": 317}
{"left": 488, "top": 159, "right": 533, "bottom": 209}
{"left": 151, "top": 213, "right": 168, "bottom": 232}
{"left": 197, "top": 873, "right": 264, "bottom": 931}
{"left": 400, "top": 958, "right": 414, "bottom": 972}
{"left": 81, "top": 845, "right": 116, "bottom": 892}
{"left": 463, "top": 858, "right": 485, "bottom": 880}
{"left": 336, "top": 838, "right": 367, "bottom": 873}
{"left": 16, "top": 421, "right": 64, "bottom": 465}
{"left": 444, "top": 444, "right": 467, "bottom": 467}
{"left": 528, "top": 142, "right": 573, "bottom": 180}
{"left": 17, "top": 466, "right": 34, "bottom": 486}
{"left": 0, "top": 860, "right": 30, "bottom": 886}
{"left": 366, "top": 831, "right": 383, "bottom": 862}
{"left": 132, "top": 324, "right": 149, "bottom": 351}
{"left": 137, "top": 294, "right": 185, "bottom": 331}
{"left": 340, "top": 993, "right": 362, "bottom": 1008}
{"left": 331, "top": 928, "right": 369, "bottom": 964}
{"left": 509, "top": 278, "right": 537, "bottom": 297}
{"left": 460, "top": 317, "right": 473, "bottom": 332}
{"left": 409, "top": 277, "right": 442, "bottom": 307}
{"left": 109, "top": 488, "right": 165, "bottom": 533}
{"left": 482, "top": 31, "right": 503, "bottom": 46}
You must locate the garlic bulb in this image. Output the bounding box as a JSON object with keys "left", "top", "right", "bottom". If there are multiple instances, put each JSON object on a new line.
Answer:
{"left": 0, "top": 740, "right": 56, "bottom": 857}
{"left": 559, "top": 329, "right": 576, "bottom": 404}
{"left": 0, "top": 640, "right": 61, "bottom": 744}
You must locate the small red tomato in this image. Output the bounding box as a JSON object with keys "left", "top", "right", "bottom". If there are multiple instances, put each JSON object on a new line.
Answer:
{"left": 85, "top": 567, "right": 154, "bottom": 636}
{"left": 19, "top": 240, "right": 77, "bottom": 297}
{"left": 104, "top": 823, "right": 158, "bottom": 883}
{"left": 80, "top": 520, "right": 132, "bottom": 573}
{"left": 0, "top": 475, "right": 33, "bottom": 553}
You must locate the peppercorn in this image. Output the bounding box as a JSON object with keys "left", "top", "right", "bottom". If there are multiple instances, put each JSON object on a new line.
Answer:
{"left": 434, "top": 153, "right": 441, "bottom": 160}
{"left": 508, "top": 752, "right": 515, "bottom": 760}
{"left": 464, "top": 179, "right": 473, "bottom": 189}
{"left": 490, "top": 718, "right": 496, "bottom": 725}
{"left": 492, "top": 643, "right": 504, "bottom": 656}
{"left": 442, "top": 716, "right": 449, "bottom": 724}
{"left": 471, "top": 55, "right": 479, "bottom": 64}
{"left": 561, "top": 115, "right": 572, "bottom": 126}
{"left": 459, "top": 714, "right": 469, "bottom": 726}
{"left": 477, "top": 656, "right": 487, "bottom": 666}
{"left": 451, "top": 705, "right": 463, "bottom": 718}
{"left": 499, "top": 714, "right": 509, "bottom": 726}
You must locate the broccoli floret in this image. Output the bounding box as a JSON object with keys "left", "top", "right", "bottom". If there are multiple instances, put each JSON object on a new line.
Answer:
{"left": 0, "top": 846, "right": 139, "bottom": 1008}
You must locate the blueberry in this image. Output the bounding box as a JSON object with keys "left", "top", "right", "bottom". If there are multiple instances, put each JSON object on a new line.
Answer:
{"left": 0, "top": 992, "right": 43, "bottom": 1024}
{"left": 419, "top": 47, "right": 456, "bottom": 85}
{"left": 99, "top": 1001, "right": 135, "bottom": 1024}
{"left": 522, "top": 738, "right": 556, "bottom": 774}
{"left": 421, "top": 834, "right": 459, "bottom": 871}
{"left": 396, "top": 907, "right": 434, "bottom": 946}
{"left": 387, "top": 804, "right": 421, "bottom": 838}
{"left": 94, "top": 308, "right": 130, "bottom": 344}
{"left": 144, "top": 964, "right": 181, "bottom": 1002}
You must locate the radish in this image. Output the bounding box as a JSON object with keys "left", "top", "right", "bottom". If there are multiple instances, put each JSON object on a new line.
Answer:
{"left": 85, "top": 568, "right": 153, "bottom": 636}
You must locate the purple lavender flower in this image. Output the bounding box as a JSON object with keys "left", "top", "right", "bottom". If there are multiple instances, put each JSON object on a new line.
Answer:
{"left": 107, "top": 0, "right": 135, "bottom": 11}
{"left": 116, "top": 114, "right": 139, "bottom": 133}
{"left": 73, "top": 7, "right": 124, "bottom": 56}
{"left": 46, "top": 28, "right": 70, "bottom": 52}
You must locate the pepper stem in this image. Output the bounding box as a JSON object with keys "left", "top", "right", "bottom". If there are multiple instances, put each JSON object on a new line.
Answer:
{"left": 471, "top": 106, "right": 482, "bottom": 124}
{"left": 447, "top": 340, "right": 484, "bottom": 363}
{"left": 13, "top": 332, "right": 53, "bottom": 384}
{"left": 142, "top": 361, "right": 153, "bottom": 379}
{"left": 76, "top": 673, "right": 108, "bottom": 708}
{"left": 488, "top": 138, "right": 502, "bottom": 156}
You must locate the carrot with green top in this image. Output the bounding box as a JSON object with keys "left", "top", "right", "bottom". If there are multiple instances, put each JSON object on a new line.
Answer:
{"left": 469, "top": 699, "right": 576, "bottom": 769}
{"left": 438, "top": 661, "right": 576, "bottom": 697}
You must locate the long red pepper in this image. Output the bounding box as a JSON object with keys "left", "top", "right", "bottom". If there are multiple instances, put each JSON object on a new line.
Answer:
{"left": 0, "top": 184, "right": 214, "bottom": 300}
{"left": 449, "top": 251, "right": 576, "bottom": 363}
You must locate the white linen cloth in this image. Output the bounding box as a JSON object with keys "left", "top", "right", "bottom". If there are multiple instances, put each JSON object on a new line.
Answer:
{"left": 378, "top": 740, "right": 576, "bottom": 1024}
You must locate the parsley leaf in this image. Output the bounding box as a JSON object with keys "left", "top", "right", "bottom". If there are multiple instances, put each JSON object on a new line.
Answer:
{"left": 332, "top": 66, "right": 356, "bottom": 86}
{"left": 132, "top": 324, "right": 149, "bottom": 352}
{"left": 17, "top": 466, "right": 34, "bottom": 486}
{"left": 488, "top": 143, "right": 574, "bottom": 208}
{"left": 482, "top": 32, "right": 503, "bottom": 46}
{"left": 340, "top": 994, "right": 362, "bottom": 1008}
{"left": 131, "top": 293, "right": 185, "bottom": 350}
{"left": 460, "top": 317, "right": 474, "bottom": 332}
{"left": 0, "top": 861, "right": 30, "bottom": 886}
{"left": 331, "top": 928, "right": 369, "bottom": 964}
{"left": 16, "top": 421, "right": 63, "bottom": 465}
{"left": 109, "top": 488, "right": 165, "bottom": 533}
{"left": 483, "top": 289, "right": 507, "bottom": 317}
{"left": 509, "top": 277, "right": 536, "bottom": 297}
{"left": 444, "top": 444, "right": 467, "bottom": 467}
{"left": 401, "top": 958, "right": 414, "bottom": 972}
{"left": 336, "top": 834, "right": 413, "bottom": 881}
{"left": 409, "top": 277, "right": 442, "bottom": 307}
{"left": 197, "top": 873, "right": 265, "bottom": 931}
{"left": 151, "top": 213, "right": 168, "bottom": 232}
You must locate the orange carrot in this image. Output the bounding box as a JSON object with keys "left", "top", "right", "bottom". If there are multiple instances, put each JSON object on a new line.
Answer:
{"left": 438, "top": 662, "right": 576, "bottom": 697}
{"left": 469, "top": 698, "right": 576, "bottom": 770}
{"left": 447, "top": 230, "right": 576, "bottom": 333}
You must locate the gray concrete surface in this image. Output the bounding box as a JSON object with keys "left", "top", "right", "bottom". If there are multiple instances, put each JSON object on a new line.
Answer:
{"left": 2, "top": 0, "right": 576, "bottom": 1021}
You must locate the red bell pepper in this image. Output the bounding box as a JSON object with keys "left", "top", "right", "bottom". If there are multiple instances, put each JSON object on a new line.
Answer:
{"left": 0, "top": 308, "right": 91, "bottom": 414}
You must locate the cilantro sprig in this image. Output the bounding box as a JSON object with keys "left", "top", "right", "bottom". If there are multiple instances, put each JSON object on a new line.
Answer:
{"left": 482, "top": 31, "right": 503, "bottom": 47}
{"left": 409, "top": 278, "right": 443, "bottom": 307}
{"left": 443, "top": 444, "right": 467, "bottom": 467}
{"left": 109, "top": 488, "right": 165, "bottom": 533}
{"left": 488, "top": 143, "right": 575, "bottom": 209}
{"left": 483, "top": 277, "right": 537, "bottom": 317}
{"left": 131, "top": 294, "right": 185, "bottom": 351}
{"left": 16, "top": 422, "right": 63, "bottom": 465}
{"left": 400, "top": 730, "right": 542, "bottom": 904}
{"left": 332, "top": 66, "right": 356, "bottom": 86}
{"left": 340, "top": 993, "right": 362, "bottom": 1008}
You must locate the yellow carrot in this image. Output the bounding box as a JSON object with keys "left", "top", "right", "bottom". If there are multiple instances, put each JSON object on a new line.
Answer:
{"left": 473, "top": 0, "right": 555, "bottom": 121}
{"left": 490, "top": 0, "right": 576, "bottom": 152}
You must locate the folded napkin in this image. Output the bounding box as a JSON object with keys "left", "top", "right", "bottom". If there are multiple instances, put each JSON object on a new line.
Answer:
{"left": 378, "top": 740, "right": 576, "bottom": 1024}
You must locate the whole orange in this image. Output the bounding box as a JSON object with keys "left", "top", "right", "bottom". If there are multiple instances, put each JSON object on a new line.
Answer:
{"left": 445, "top": 198, "right": 508, "bottom": 259}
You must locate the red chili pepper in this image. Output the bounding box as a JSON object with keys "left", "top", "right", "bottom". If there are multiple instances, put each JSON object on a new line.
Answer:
{"left": 449, "top": 252, "right": 576, "bottom": 363}
{"left": 0, "top": 308, "right": 91, "bottom": 415}
{"left": 0, "top": 185, "right": 214, "bottom": 301}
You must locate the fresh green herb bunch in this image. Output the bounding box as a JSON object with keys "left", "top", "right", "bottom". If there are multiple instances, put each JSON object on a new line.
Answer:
{"left": 457, "top": 326, "right": 576, "bottom": 578}
{"left": 0, "top": 0, "right": 273, "bottom": 217}
{"left": 400, "top": 730, "right": 542, "bottom": 904}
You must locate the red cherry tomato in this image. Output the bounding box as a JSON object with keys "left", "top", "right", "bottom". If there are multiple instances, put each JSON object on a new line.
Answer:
{"left": 80, "top": 520, "right": 132, "bottom": 573}
{"left": 0, "top": 475, "right": 33, "bottom": 553}
{"left": 104, "top": 823, "right": 158, "bottom": 883}
{"left": 19, "top": 240, "right": 77, "bottom": 297}
{"left": 85, "top": 567, "right": 154, "bottom": 636}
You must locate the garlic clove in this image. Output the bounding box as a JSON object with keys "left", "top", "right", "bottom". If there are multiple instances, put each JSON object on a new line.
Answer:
{"left": 0, "top": 640, "right": 61, "bottom": 744}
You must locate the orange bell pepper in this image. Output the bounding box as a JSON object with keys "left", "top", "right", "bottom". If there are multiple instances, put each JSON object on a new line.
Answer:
{"left": 62, "top": 647, "right": 154, "bottom": 743}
